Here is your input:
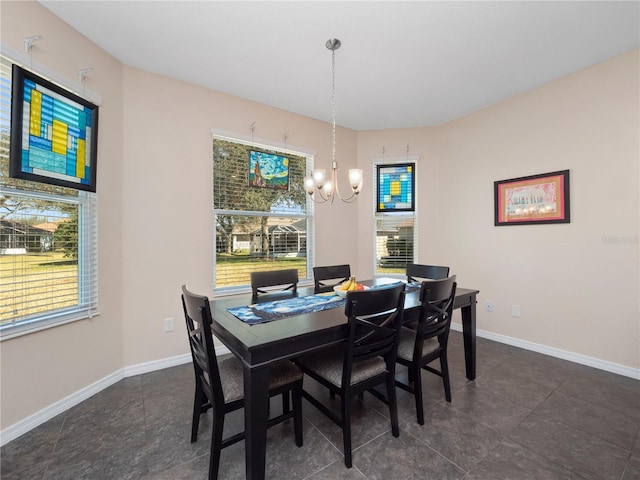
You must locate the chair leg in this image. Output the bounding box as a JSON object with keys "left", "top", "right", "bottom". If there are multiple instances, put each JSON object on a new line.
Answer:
{"left": 441, "top": 353, "right": 452, "bottom": 402}
{"left": 282, "top": 391, "right": 291, "bottom": 414}
{"left": 191, "top": 384, "right": 203, "bottom": 443}
{"left": 386, "top": 372, "right": 400, "bottom": 437}
{"left": 293, "top": 383, "right": 303, "bottom": 447}
{"left": 413, "top": 365, "right": 425, "bottom": 426}
{"left": 341, "top": 394, "right": 353, "bottom": 468}
{"left": 209, "top": 411, "right": 225, "bottom": 480}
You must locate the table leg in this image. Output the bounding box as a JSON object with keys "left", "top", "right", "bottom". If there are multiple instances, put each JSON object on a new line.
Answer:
{"left": 460, "top": 294, "right": 477, "bottom": 380}
{"left": 244, "top": 363, "right": 270, "bottom": 480}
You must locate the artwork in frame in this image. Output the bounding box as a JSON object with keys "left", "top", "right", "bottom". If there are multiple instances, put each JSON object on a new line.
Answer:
{"left": 248, "top": 150, "right": 290, "bottom": 190}
{"left": 494, "top": 170, "right": 570, "bottom": 226}
{"left": 376, "top": 163, "right": 415, "bottom": 212}
{"left": 10, "top": 64, "right": 99, "bottom": 192}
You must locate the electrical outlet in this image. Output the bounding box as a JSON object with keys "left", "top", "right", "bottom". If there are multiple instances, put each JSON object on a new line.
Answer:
{"left": 485, "top": 300, "right": 494, "bottom": 312}
{"left": 511, "top": 305, "right": 521, "bottom": 318}
{"left": 163, "top": 317, "right": 174, "bottom": 332}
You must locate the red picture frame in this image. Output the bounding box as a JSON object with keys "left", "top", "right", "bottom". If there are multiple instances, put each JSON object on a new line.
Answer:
{"left": 494, "top": 170, "right": 570, "bottom": 226}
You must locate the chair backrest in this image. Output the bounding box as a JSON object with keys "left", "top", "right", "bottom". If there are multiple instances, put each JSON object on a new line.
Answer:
{"left": 406, "top": 263, "right": 450, "bottom": 283}
{"left": 414, "top": 276, "right": 457, "bottom": 357}
{"left": 313, "top": 264, "right": 351, "bottom": 293}
{"left": 181, "top": 285, "right": 225, "bottom": 410}
{"left": 250, "top": 269, "right": 298, "bottom": 297}
{"left": 342, "top": 283, "right": 406, "bottom": 386}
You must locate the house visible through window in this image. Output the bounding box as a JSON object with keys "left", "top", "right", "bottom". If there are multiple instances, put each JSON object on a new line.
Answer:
{"left": 0, "top": 55, "right": 98, "bottom": 339}
{"left": 213, "top": 136, "right": 312, "bottom": 290}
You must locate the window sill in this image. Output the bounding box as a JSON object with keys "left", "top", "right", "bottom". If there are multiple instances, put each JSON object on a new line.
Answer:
{"left": 0, "top": 311, "right": 101, "bottom": 341}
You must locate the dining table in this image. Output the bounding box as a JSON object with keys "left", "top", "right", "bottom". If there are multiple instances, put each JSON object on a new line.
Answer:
{"left": 208, "top": 278, "right": 479, "bottom": 480}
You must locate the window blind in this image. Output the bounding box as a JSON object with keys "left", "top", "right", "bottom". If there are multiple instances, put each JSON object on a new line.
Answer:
{"left": 0, "top": 188, "right": 98, "bottom": 333}
{"left": 373, "top": 160, "right": 418, "bottom": 275}
{"left": 375, "top": 214, "right": 417, "bottom": 274}
{"left": 213, "top": 137, "right": 312, "bottom": 290}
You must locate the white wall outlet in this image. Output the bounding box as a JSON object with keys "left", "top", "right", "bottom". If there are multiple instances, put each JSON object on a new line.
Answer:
{"left": 511, "top": 305, "right": 521, "bottom": 318}
{"left": 163, "top": 317, "right": 174, "bottom": 332}
{"left": 485, "top": 300, "right": 494, "bottom": 312}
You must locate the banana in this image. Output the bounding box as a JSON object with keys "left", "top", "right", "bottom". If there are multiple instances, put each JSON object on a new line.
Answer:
{"left": 341, "top": 276, "right": 356, "bottom": 291}
{"left": 339, "top": 278, "right": 352, "bottom": 291}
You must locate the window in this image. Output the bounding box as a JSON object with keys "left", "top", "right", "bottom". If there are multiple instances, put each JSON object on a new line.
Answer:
{"left": 0, "top": 56, "right": 98, "bottom": 339}
{"left": 213, "top": 136, "right": 312, "bottom": 291}
{"left": 374, "top": 160, "right": 418, "bottom": 275}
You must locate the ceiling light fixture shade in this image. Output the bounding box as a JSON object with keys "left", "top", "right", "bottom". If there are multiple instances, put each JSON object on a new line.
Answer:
{"left": 304, "top": 38, "right": 363, "bottom": 204}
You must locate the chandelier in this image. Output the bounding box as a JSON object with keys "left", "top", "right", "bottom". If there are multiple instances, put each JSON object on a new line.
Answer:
{"left": 304, "top": 39, "right": 363, "bottom": 203}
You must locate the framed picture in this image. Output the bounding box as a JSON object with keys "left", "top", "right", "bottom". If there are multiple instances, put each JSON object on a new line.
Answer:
{"left": 494, "top": 170, "right": 570, "bottom": 226}
{"left": 376, "top": 163, "right": 415, "bottom": 212}
{"left": 10, "top": 64, "right": 99, "bottom": 192}
{"left": 248, "top": 150, "right": 290, "bottom": 190}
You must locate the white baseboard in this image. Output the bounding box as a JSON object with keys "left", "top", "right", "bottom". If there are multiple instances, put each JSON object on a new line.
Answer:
{"left": 0, "top": 369, "right": 124, "bottom": 446}
{"left": 0, "top": 345, "right": 230, "bottom": 446}
{"left": 450, "top": 323, "right": 640, "bottom": 380}
{"left": 122, "top": 353, "right": 192, "bottom": 377}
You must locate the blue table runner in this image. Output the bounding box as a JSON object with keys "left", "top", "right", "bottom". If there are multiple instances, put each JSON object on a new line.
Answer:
{"left": 227, "top": 293, "right": 345, "bottom": 325}
{"left": 227, "top": 281, "right": 417, "bottom": 325}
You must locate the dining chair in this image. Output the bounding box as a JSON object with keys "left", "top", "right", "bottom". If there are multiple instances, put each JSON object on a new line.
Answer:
{"left": 250, "top": 268, "right": 298, "bottom": 297}
{"left": 404, "top": 264, "right": 450, "bottom": 325}
{"left": 312, "top": 264, "right": 351, "bottom": 293}
{"left": 181, "top": 285, "right": 303, "bottom": 480}
{"left": 406, "top": 263, "right": 450, "bottom": 282}
{"left": 295, "top": 282, "right": 405, "bottom": 468}
{"left": 395, "top": 276, "right": 457, "bottom": 425}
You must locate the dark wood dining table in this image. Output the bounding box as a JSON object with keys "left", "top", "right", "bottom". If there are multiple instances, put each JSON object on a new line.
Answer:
{"left": 208, "top": 279, "right": 479, "bottom": 480}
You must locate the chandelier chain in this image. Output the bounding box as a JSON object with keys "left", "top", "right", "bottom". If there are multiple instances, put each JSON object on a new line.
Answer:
{"left": 331, "top": 46, "right": 336, "bottom": 164}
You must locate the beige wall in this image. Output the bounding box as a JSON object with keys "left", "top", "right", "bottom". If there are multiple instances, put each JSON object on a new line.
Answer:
{"left": 436, "top": 51, "right": 639, "bottom": 367}
{"left": 357, "top": 51, "right": 639, "bottom": 368}
{"left": 1, "top": 1, "right": 638, "bottom": 433}
{"left": 1, "top": 1, "right": 125, "bottom": 430}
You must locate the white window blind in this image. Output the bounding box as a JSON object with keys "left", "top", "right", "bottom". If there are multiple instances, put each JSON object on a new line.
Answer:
{"left": 0, "top": 55, "right": 99, "bottom": 339}
{"left": 213, "top": 137, "right": 313, "bottom": 291}
{"left": 373, "top": 160, "right": 418, "bottom": 275}
{"left": 375, "top": 213, "right": 417, "bottom": 275}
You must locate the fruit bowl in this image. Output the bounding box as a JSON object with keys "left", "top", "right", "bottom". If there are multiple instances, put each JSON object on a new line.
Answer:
{"left": 333, "top": 284, "right": 368, "bottom": 297}
{"left": 333, "top": 285, "right": 348, "bottom": 297}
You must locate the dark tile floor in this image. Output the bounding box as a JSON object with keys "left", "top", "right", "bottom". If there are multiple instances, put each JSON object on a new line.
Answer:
{"left": 2, "top": 331, "right": 639, "bottom": 480}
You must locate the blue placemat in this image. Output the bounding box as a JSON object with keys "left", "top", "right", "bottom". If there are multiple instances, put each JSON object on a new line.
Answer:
{"left": 228, "top": 293, "right": 346, "bottom": 325}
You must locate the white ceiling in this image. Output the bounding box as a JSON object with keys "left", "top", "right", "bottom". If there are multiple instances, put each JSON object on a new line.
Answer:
{"left": 39, "top": 1, "right": 639, "bottom": 131}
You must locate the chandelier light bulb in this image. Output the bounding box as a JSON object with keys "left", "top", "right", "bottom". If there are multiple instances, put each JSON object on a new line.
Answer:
{"left": 312, "top": 169, "right": 326, "bottom": 188}
{"left": 349, "top": 169, "right": 363, "bottom": 191}
{"left": 326, "top": 180, "right": 336, "bottom": 195}
{"left": 304, "top": 176, "right": 316, "bottom": 194}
